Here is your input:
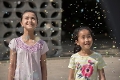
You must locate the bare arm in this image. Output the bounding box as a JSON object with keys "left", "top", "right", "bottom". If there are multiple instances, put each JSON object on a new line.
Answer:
{"left": 40, "top": 53, "right": 47, "bottom": 80}
{"left": 8, "top": 49, "right": 17, "bottom": 80}
{"left": 68, "top": 69, "right": 75, "bottom": 80}
{"left": 98, "top": 68, "right": 106, "bottom": 80}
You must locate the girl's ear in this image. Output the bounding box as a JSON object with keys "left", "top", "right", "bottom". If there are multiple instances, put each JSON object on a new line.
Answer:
{"left": 75, "top": 40, "right": 79, "bottom": 45}
{"left": 20, "top": 22, "right": 23, "bottom": 27}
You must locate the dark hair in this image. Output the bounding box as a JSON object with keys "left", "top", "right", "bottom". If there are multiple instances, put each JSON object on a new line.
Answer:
{"left": 72, "top": 26, "right": 93, "bottom": 53}
{"left": 21, "top": 10, "right": 38, "bottom": 23}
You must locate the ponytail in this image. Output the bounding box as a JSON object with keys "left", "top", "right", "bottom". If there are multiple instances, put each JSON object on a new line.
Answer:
{"left": 74, "top": 44, "right": 81, "bottom": 53}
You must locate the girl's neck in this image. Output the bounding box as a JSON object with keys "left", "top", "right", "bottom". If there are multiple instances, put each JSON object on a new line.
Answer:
{"left": 22, "top": 29, "right": 35, "bottom": 40}
{"left": 79, "top": 50, "right": 92, "bottom": 56}
{"left": 21, "top": 29, "right": 35, "bottom": 43}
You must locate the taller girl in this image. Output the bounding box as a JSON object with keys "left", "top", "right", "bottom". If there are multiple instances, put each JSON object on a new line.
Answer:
{"left": 8, "top": 10, "right": 49, "bottom": 80}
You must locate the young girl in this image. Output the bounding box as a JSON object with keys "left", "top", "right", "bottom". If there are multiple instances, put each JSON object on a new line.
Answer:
{"left": 68, "top": 27, "right": 106, "bottom": 80}
{"left": 8, "top": 10, "right": 49, "bottom": 80}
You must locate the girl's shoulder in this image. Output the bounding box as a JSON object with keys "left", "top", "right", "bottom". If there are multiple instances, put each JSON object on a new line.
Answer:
{"left": 91, "top": 51, "right": 104, "bottom": 60}
{"left": 92, "top": 51, "right": 103, "bottom": 57}
{"left": 9, "top": 37, "right": 20, "bottom": 50}
{"left": 70, "top": 53, "right": 79, "bottom": 58}
{"left": 37, "top": 39, "right": 47, "bottom": 45}
{"left": 9, "top": 37, "right": 20, "bottom": 44}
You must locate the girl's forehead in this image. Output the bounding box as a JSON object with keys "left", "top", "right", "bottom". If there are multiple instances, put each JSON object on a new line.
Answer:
{"left": 78, "top": 29, "right": 91, "bottom": 35}
{"left": 23, "top": 12, "right": 36, "bottom": 17}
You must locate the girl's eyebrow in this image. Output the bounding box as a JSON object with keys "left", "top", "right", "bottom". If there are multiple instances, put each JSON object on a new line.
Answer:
{"left": 88, "top": 34, "right": 91, "bottom": 35}
{"left": 31, "top": 16, "right": 36, "bottom": 18}
{"left": 24, "top": 16, "right": 36, "bottom": 19}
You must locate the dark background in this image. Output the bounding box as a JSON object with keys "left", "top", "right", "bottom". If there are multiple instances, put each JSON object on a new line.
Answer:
{"left": 62, "top": 0, "right": 111, "bottom": 40}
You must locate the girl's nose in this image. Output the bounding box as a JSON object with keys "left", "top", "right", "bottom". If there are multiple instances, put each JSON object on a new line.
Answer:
{"left": 85, "top": 38, "right": 89, "bottom": 41}
{"left": 28, "top": 18, "right": 32, "bottom": 22}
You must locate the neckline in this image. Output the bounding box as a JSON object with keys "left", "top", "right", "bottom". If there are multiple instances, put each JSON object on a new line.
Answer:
{"left": 20, "top": 36, "right": 40, "bottom": 47}
{"left": 77, "top": 51, "right": 94, "bottom": 57}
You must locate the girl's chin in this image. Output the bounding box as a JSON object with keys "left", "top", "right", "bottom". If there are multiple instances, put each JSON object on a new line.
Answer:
{"left": 84, "top": 46, "right": 91, "bottom": 50}
{"left": 25, "top": 27, "right": 35, "bottom": 31}
{"left": 26, "top": 26, "right": 35, "bottom": 29}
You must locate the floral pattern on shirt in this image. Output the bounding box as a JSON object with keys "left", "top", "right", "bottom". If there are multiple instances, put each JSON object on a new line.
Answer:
{"left": 76, "top": 60, "right": 94, "bottom": 80}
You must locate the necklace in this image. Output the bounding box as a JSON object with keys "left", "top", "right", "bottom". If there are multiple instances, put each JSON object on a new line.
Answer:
{"left": 25, "top": 35, "right": 30, "bottom": 41}
{"left": 22, "top": 35, "right": 34, "bottom": 43}
{"left": 25, "top": 36, "right": 41, "bottom": 42}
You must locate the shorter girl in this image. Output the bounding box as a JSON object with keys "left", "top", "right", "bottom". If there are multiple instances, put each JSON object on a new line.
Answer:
{"left": 68, "top": 27, "right": 106, "bottom": 80}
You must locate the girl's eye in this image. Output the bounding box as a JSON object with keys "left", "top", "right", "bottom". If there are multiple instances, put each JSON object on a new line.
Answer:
{"left": 25, "top": 17, "right": 29, "bottom": 20}
{"left": 88, "top": 35, "right": 91, "bottom": 38}
{"left": 32, "top": 17, "right": 35, "bottom": 20}
{"left": 82, "top": 36, "right": 85, "bottom": 39}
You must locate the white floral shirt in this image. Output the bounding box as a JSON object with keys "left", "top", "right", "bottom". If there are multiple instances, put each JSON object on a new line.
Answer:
{"left": 68, "top": 52, "right": 106, "bottom": 80}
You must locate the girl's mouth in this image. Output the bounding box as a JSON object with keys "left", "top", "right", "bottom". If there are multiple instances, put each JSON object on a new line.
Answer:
{"left": 85, "top": 43, "right": 90, "bottom": 45}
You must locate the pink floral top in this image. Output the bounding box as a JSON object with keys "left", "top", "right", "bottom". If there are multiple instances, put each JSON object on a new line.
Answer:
{"left": 9, "top": 37, "right": 49, "bottom": 80}
{"left": 68, "top": 52, "right": 106, "bottom": 80}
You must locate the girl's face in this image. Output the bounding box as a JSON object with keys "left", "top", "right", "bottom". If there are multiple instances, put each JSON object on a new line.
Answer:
{"left": 20, "top": 12, "right": 37, "bottom": 31}
{"left": 76, "top": 29, "right": 93, "bottom": 50}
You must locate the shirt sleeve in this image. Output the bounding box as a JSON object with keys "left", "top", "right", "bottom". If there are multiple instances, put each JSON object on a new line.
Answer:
{"left": 97, "top": 54, "right": 106, "bottom": 69}
{"left": 41, "top": 41, "right": 49, "bottom": 55}
{"left": 68, "top": 55, "right": 75, "bottom": 69}
{"left": 8, "top": 38, "right": 16, "bottom": 51}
